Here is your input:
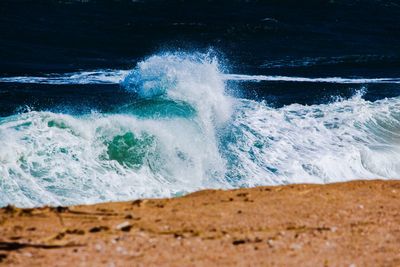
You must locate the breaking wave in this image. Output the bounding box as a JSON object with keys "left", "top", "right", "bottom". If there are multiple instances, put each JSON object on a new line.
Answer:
{"left": 0, "top": 52, "right": 399, "bottom": 207}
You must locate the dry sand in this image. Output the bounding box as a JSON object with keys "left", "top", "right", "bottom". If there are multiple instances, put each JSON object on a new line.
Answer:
{"left": 0, "top": 180, "right": 400, "bottom": 266}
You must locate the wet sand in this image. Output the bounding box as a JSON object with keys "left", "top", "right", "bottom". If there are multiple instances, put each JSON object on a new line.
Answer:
{"left": 0, "top": 180, "right": 399, "bottom": 266}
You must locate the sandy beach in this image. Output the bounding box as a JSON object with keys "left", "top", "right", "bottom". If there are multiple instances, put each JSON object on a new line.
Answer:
{"left": 0, "top": 180, "right": 399, "bottom": 266}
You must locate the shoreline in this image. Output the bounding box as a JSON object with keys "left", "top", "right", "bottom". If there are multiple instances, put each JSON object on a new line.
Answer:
{"left": 1, "top": 179, "right": 399, "bottom": 266}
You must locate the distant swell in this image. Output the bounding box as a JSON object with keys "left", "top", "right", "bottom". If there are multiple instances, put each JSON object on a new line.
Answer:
{"left": 1, "top": 71, "right": 400, "bottom": 85}
{"left": 0, "top": 70, "right": 130, "bottom": 85}
{"left": 226, "top": 74, "right": 400, "bottom": 84}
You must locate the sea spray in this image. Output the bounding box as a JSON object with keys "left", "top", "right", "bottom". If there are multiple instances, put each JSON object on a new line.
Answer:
{"left": 122, "top": 53, "right": 233, "bottom": 124}
{"left": 0, "top": 53, "right": 233, "bottom": 207}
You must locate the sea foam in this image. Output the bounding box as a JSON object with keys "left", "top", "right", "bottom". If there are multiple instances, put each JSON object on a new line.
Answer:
{"left": 0, "top": 53, "right": 232, "bottom": 207}
{"left": 0, "top": 53, "right": 399, "bottom": 207}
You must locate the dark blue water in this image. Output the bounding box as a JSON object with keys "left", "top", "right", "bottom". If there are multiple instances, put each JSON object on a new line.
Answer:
{"left": 1, "top": 0, "right": 400, "bottom": 115}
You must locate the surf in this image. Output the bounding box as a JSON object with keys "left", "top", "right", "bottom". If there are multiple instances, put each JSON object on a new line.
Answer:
{"left": 0, "top": 53, "right": 233, "bottom": 207}
{"left": 0, "top": 52, "right": 400, "bottom": 207}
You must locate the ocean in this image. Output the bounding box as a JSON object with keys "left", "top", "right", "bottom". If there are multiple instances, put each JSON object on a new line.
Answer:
{"left": 1, "top": 0, "right": 400, "bottom": 207}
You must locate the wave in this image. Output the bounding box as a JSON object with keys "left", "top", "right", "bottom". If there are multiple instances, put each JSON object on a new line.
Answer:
{"left": 1, "top": 71, "right": 400, "bottom": 85}
{"left": 0, "top": 70, "right": 130, "bottom": 85}
{"left": 224, "top": 92, "right": 400, "bottom": 186}
{"left": 1, "top": 52, "right": 400, "bottom": 207}
{"left": 226, "top": 74, "right": 400, "bottom": 84}
{"left": 0, "top": 53, "right": 233, "bottom": 207}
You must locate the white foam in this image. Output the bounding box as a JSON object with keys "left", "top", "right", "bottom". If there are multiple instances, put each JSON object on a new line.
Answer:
{"left": 224, "top": 93, "right": 400, "bottom": 186}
